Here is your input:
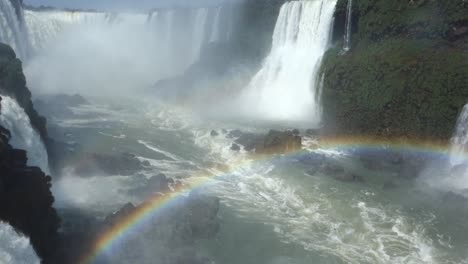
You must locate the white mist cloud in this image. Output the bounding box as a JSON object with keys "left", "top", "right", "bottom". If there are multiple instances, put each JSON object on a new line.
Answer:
{"left": 25, "top": 0, "right": 240, "bottom": 10}
{"left": 24, "top": 20, "right": 170, "bottom": 97}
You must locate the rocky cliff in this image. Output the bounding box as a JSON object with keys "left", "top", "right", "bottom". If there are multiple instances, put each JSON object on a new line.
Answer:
{"left": 0, "top": 43, "right": 48, "bottom": 143}
{"left": 0, "top": 40, "right": 61, "bottom": 263}
{"left": 0, "top": 105, "right": 60, "bottom": 263}
{"left": 321, "top": 0, "right": 468, "bottom": 140}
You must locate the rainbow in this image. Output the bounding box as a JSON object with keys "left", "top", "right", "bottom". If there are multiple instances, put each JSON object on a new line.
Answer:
{"left": 79, "top": 136, "right": 463, "bottom": 264}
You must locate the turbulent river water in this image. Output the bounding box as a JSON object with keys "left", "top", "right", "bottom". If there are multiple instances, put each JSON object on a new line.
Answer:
{"left": 43, "top": 97, "right": 468, "bottom": 264}
{"left": 2, "top": 0, "right": 468, "bottom": 263}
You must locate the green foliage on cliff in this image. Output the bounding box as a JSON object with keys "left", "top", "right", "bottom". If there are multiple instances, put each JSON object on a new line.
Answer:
{"left": 335, "top": 0, "right": 468, "bottom": 42}
{"left": 322, "top": 0, "right": 468, "bottom": 140}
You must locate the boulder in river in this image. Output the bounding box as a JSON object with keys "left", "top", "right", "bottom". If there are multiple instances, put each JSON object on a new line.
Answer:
{"left": 255, "top": 130, "right": 302, "bottom": 155}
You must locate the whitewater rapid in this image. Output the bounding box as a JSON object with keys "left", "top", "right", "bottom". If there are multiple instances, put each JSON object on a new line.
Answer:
{"left": 0, "top": 222, "right": 40, "bottom": 264}
{"left": 0, "top": 96, "right": 50, "bottom": 173}
{"left": 33, "top": 95, "right": 468, "bottom": 264}
{"left": 241, "top": 0, "right": 337, "bottom": 123}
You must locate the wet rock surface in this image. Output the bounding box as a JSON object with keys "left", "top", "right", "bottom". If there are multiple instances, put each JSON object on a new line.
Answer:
{"left": 230, "top": 129, "right": 302, "bottom": 154}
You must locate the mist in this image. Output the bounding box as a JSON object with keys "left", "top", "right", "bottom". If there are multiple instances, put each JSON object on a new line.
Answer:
{"left": 25, "top": 0, "right": 242, "bottom": 11}
{"left": 25, "top": 15, "right": 179, "bottom": 97}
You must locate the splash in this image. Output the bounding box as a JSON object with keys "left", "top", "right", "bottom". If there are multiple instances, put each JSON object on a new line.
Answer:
{"left": 240, "top": 0, "right": 337, "bottom": 123}
{"left": 0, "top": 95, "right": 50, "bottom": 173}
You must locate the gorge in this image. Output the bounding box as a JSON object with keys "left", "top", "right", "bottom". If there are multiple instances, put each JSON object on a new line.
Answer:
{"left": 1, "top": 0, "right": 468, "bottom": 264}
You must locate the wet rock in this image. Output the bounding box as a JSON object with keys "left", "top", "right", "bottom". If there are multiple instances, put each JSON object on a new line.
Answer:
{"left": 230, "top": 143, "right": 241, "bottom": 151}
{"left": 104, "top": 203, "right": 136, "bottom": 226}
{"left": 147, "top": 173, "right": 173, "bottom": 192}
{"left": 91, "top": 191, "right": 220, "bottom": 264}
{"left": 210, "top": 130, "right": 219, "bottom": 137}
{"left": 256, "top": 130, "right": 302, "bottom": 154}
{"left": 0, "top": 125, "right": 60, "bottom": 263}
{"left": 227, "top": 129, "right": 243, "bottom": 138}
{"left": 334, "top": 172, "right": 365, "bottom": 183}
{"left": 383, "top": 181, "right": 398, "bottom": 190}
{"left": 187, "top": 192, "right": 220, "bottom": 239}
{"left": 291, "top": 129, "right": 300, "bottom": 136}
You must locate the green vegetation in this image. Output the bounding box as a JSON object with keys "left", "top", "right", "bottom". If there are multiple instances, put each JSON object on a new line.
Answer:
{"left": 322, "top": 0, "right": 468, "bottom": 140}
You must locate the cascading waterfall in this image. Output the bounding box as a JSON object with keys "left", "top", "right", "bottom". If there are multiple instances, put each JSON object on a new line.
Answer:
{"left": 450, "top": 104, "right": 468, "bottom": 166}
{"left": 24, "top": 10, "right": 114, "bottom": 53}
{"left": 0, "top": 222, "right": 40, "bottom": 264}
{"left": 240, "top": 0, "right": 337, "bottom": 123}
{"left": 20, "top": 6, "right": 234, "bottom": 77}
{"left": 0, "top": 0, "right": 29, "bottom": 59}
{"left": 342, "top": 0, "right": 352, "bottom": 52}
{"left": 0, "top": 96, "right": 50, "bottom": 174}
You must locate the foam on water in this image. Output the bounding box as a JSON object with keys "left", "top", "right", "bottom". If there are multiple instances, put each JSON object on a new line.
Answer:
{"left": 211, "top": 158, "right": 452, "bottom": 263}
{"left": 193, "top": 129, "right": 247, "bottom": 167}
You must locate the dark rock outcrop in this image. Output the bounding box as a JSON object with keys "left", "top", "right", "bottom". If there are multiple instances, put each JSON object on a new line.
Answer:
{"left": 0, "top": 44, "right": 60, "bottom": 263}
{"left": 230, "top": 143, "right": 241, "bottom": 151}
{"left": 0, "top": 43, "right": 48, "bottom": 144}
{"left": 229, "top": 129, "right": 302, "bottom": 154}
{"left": 255, "top": 130, "right": 302, "bottom": 154}
{"left": 0, "top": 123, "right": 60, "bottom": 263}
{"left": 210, "top": 130, "right": 219, "bottom": 137}
{"left": 58, "top": 191, "right": 221, "bottom": 264}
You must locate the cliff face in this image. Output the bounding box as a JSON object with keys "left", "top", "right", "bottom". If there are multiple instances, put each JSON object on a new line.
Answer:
{"left": 322, "top": 0, "right": 468, "bottom": 140}
{"left": 0, "top": 42, "right": 59, "bottom": 263}
{"left": 0, "top": 106, "right": 59, "bottom": 263}
{"left": 0, "top": 43, "right": 48, "bottom": 142}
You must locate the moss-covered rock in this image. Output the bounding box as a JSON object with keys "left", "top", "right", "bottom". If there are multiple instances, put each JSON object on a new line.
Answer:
{"left": 322, "top": 0, "right": 468, "bottom": 140}
{"left": 333, "top": 0, "right": 468, "bottom": 43}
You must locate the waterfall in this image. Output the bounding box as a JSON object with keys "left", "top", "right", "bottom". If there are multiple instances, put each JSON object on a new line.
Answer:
{"left": 20, "top": 6, "right": 234, "bottom": 79}
{"left": 240, "top": 0, "right": 337, "bottom": 123}
{"left": 24, "top": 10, "right": 131, "bottom": 54}
{"left": 0, "top": 96, "right": 50, "bottom": 174}
{"left": 0, "top": 222, "right": 40, "bottom": 264}
{"left": 0, "top": 0, "right": 29, "bottom": 59}
{"left": 450, "top": 104, "right": 468, "bottom": 166}
{"left": 342, "top": 0, "right": 352, "bottom": 52}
